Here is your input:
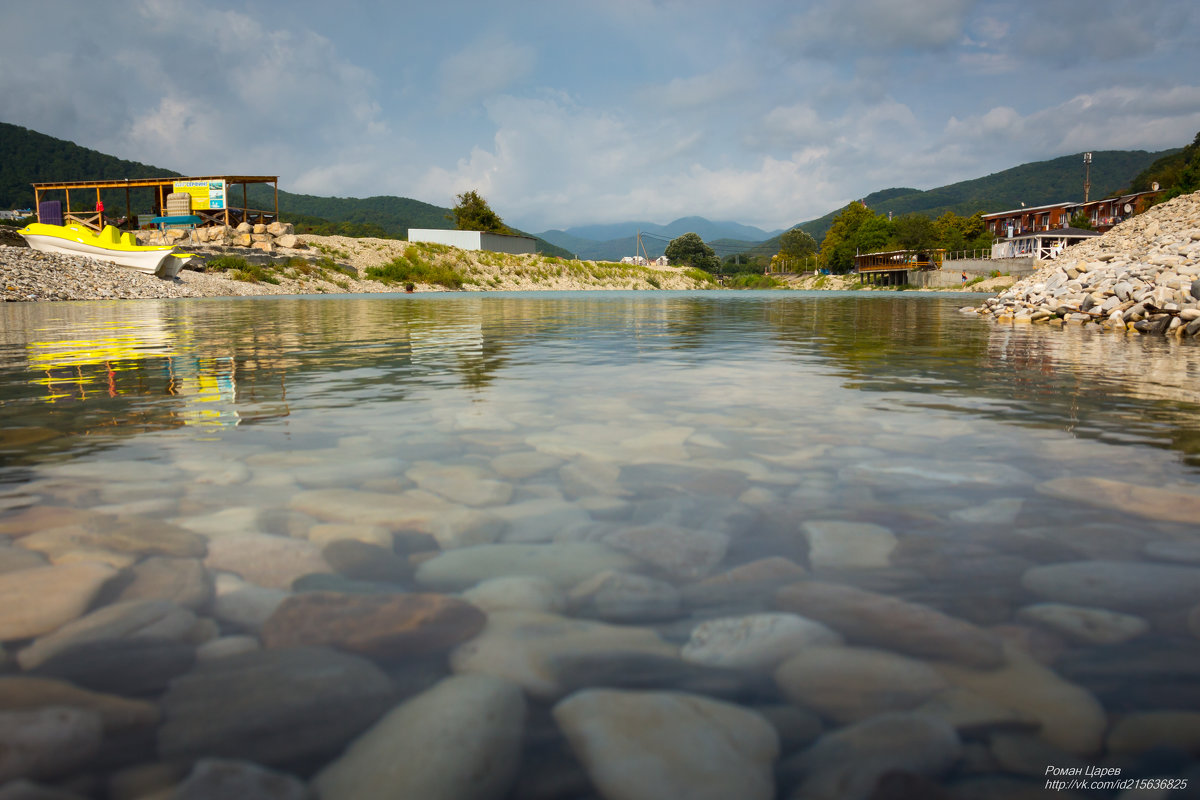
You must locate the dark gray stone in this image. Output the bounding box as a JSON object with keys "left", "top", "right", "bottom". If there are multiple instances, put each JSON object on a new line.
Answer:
{"left": 321, "top": 539, "right": 412, "bottom": 584}
{"left": 158, "top": 646, "right": 394, "bottom": 767}
{"left": 1190, "top": 278, "right": 1200, "bottom": 301}
{"left": 33, "top": 638, "right": 195, "bottom": 697}
{"left": 1021, "top": 560, "right": 1200, "bottom": 612}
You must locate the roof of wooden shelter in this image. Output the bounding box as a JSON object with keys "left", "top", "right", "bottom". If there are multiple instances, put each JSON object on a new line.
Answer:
{"left": 31, "top": 175, "right": 277, "bottom": 190}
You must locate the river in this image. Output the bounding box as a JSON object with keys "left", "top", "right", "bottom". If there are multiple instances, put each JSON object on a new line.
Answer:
{"left": 1, "top": 291, "right": 1198, "bottom": 797}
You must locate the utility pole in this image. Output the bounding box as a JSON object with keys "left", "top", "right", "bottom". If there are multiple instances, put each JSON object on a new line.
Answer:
{"left": 1083, "top": 152, "right": 1092, "bottom": 203}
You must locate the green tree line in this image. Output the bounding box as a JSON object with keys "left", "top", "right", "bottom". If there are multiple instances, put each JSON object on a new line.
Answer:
{"left": 818, "top": 206, "right": 992, "bottom": 274}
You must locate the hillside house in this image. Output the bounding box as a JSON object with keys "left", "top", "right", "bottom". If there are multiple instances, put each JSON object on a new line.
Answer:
{"left": 981, "top": 189, "right": 1159, "bottom": 239}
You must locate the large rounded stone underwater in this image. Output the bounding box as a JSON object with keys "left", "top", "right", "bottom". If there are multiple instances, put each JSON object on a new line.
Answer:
{"left": 415, "top": 542, "right": 640, "bottom": 591}
{"left": 774, "top": 581, "right": 1004, "bottom": 668}
{"left": 774, "top": 645, "right": 949, "bottom": 724}
{"left": 157, "top": 646, "right": 395, "bottom": 767}
{"left": 681, "top": 612, "right": 841, "bottom": 671}
{"left": 260, "top": 591, "right": 485, "bottom": 661}
{"left": 553, "top": 688, "right": 779, "bottom": 800}
{"left": 1021, "top": 560, "right": 1200, "bottom": 612}
{"left": 313, "top": 674, "right": 526, "bottom": 800}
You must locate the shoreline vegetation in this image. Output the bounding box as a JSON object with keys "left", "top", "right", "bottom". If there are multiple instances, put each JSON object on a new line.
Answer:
{"left": 0, "top": 231, "right": 1014, "bottom": 303}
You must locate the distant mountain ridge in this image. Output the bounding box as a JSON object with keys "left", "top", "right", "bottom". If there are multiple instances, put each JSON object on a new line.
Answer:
{"left": 0, "top": 121, "right": 570, "bottom": 258}
{"left": 538, "top": 216, "right": 780, "bottom": 261}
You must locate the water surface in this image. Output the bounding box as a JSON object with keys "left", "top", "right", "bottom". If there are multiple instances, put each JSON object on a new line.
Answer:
{"left": 1, "top": 291, "right": 1198, "bottom": 796}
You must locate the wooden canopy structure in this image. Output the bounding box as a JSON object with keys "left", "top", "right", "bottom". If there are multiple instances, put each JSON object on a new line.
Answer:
{"left": 31, "top": 175, "right": 279, "bottom": 231}
{"left": 854, "top": 248, "right": 945, "bottom": 286}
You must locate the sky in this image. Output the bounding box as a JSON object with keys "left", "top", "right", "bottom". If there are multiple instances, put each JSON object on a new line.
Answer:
{"left": 2, "top": 0, "right": 1198, "bottom": 233}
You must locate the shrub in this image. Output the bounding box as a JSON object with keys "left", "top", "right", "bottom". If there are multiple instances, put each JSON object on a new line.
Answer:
{"left": 366, "top": 252, "right": 470, "bottom": 289}
{"left": 645, "top": 275, "right": 662, "bottom": 289}
{"left": 204, "top": 255, "right": 250, "bottom": 273}
{"left": 228, "top": 264, "right": 280, "bottom": 284}
{"left": 728, "top": 274, "right": 783, "bottom": 289}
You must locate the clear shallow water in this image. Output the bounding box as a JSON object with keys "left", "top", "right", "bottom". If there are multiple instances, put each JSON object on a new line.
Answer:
{"left": 1, "top": 291, "right": 1199, "bottom": 797}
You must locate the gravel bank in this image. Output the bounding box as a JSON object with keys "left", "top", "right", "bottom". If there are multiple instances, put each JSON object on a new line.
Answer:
{"left": 0, "top": 243, "right": 416, "bottom": 303}
{"left": 963, "top": 190, "right": 1200, "bottom": 336}
{"left": 1, "top": 232, "right": 710, "bottom": 301}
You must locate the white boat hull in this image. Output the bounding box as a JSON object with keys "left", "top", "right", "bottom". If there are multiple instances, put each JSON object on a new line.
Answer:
{"left": 22, "top": 233, "right": 175, "bottom": 276}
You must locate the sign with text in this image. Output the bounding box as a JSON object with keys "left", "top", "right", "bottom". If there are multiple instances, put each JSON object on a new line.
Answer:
{"left": 172, "top": 180, "right": 226, "bottom": 210}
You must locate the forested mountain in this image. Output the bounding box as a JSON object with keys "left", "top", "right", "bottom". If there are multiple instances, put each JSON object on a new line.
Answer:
{"left": 0, "top": 122, "right": 183, "bottom": 211}
{"left": 0, "top": 121, "right": 570, "bottom": 257}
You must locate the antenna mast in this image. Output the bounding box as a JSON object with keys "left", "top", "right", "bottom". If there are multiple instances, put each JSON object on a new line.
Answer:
{"left": 1083, "top": 152, "right": 1092, "bottom": 203}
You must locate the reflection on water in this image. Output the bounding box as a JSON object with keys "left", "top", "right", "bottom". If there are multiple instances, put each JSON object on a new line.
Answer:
{"left": 1, "top": 292, "right": 1199, "bottom": 797}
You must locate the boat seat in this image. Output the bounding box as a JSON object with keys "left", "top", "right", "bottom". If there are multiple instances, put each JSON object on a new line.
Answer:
{"left": 100, "top": 226, "right": 122, "bottom": 245}
{"left": 121, "top": 232, "right": 138, "bottom": 247}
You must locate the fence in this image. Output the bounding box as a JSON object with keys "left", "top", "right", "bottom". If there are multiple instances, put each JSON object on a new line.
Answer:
{"left": 942, "top": 249, "right": 993, "bottom": 261}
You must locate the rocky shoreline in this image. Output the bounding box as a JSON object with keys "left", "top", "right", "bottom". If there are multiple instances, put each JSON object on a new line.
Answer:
{"left": 963, "top": 190, "right": 1200, "bottom": 337}
{"left": 0, "top": 245, "right": 405, "bottom": 303}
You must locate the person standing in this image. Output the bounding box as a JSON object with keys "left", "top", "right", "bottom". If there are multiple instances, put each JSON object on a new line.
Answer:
{"left": 961, "top": 270, "right": 967, "bottom": 286}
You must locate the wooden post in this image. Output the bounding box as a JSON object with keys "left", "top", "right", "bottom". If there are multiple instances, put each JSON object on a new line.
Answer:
{"left": 125, "top": 183, "right": 131, "bottom": 229}
{"left": 34, "top": 188, "right": 40, "bottom": 222}
{"left": 243, "top": 183, "right": 247, "bottom": 225}
{"left": 274, "top": 180, "right": 278, "bottom": 223}
{"left": 65, "top": 187, "right": 71, "bottom": 220}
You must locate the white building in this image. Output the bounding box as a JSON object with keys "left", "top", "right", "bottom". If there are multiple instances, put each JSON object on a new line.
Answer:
{"left": 408, "top": 229, "right": 536, "bottom": 255}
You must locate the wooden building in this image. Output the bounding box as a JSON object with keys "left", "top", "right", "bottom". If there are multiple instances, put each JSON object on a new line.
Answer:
{"left": 981, "top": 189, "right": 1159, "bottom": 239}
{"left": 31, "top": 175, "right": 279, "bottom": 231}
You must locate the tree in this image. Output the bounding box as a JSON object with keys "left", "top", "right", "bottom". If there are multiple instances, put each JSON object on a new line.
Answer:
{"left": 450, "top": 190, "right": 509, "bottom": 233}
{"left": 1068, "top": 210, "right": 1094, "bottom": 230}
{"left": 855, "top": 215, "right": 893, "bottom": 253}
{"left": 892, "top": 213, "right": 938, "bottom": 251}
{"left": 664, "top": 232, "right": 720, "bottom": 272}
{"left": 777, "top": 228, "right": 817, "bottom": 261}
{"left": 819, "top": 202, "right": 876, "bottom": 273}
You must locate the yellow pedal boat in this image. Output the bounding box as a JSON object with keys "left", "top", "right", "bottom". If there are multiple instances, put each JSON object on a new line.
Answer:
{"left": 17, "top": 223, "right": 188, "bottom": 278}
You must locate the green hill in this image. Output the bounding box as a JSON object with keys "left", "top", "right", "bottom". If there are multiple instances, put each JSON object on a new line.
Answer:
{"left": 0, "top": 121, "right": 570, "bottom": 257}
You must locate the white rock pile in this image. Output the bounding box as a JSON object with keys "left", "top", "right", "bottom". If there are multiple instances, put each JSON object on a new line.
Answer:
{"left": 964, "top": 189, "right": 1200, "bottom": 337}
{"left": 138, "top": 220, "right": 299, "bottom": 254}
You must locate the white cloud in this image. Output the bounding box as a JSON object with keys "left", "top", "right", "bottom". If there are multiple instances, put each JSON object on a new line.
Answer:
{"left": 438, "top": 36, "right": 536, "bottom": 111}
{"left": 414, "top": 92, "right": 934, "bottom": 230}
{"left": 944, "top": 85, "right": 1200, "bottom": 156}
{"left": 0, "top": 1, "right": 396, "bottom": 199}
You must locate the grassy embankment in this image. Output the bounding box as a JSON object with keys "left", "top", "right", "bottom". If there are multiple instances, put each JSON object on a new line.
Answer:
{"left": 361, "top": 242, "right": 715, "bottom": 290}
{"left": 203, "top": 239, "right": 718, "bottom": 291}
